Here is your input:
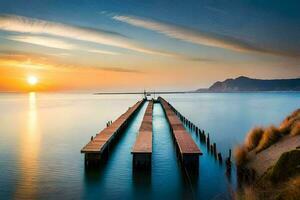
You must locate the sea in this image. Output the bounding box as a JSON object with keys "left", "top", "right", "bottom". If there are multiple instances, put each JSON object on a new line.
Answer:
{"left": 1, "top": 92, "right": 300, "bottom": 200}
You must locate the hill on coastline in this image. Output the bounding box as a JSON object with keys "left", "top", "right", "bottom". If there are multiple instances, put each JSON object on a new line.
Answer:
{"left": 199, "top": 76, "right": 300, "bottom": 92}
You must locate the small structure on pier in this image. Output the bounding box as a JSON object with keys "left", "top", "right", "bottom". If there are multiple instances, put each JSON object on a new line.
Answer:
{"left": 159, "top": 97, "right": 202, "bottom": 170}
{"left": 81, "top": 100, "right": 145, "bottom": 166}
{"left": 131, "top": 101, "right": 153, "bottom": 169}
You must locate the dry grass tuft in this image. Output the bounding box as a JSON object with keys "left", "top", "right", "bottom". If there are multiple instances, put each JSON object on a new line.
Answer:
{"left": 233, "top": 186, "right": 258, "bottom": 200}
{"left": 255, "top": 126, "right": 282, "bottom": 153}
{"left": 234, "top": 145, "right": 249, "bottom": 166}
{"left": 245, "top": 127, "right": 264, "bottom": 151}
{"left": 234, "top": 176, "right": 300, "bottom": 200}
{"left": 290, "top": 121, "right": 300, "bottom": 136}
{"left": 279, "top": 109, "right": 300, "bottom": 135}
{"left": 280, "top": 175, "right": 300, "bottom": 199}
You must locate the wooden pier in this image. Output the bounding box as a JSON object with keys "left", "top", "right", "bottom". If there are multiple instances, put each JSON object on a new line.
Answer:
{"left": 158, "top": 97, "right": 202, "bottom": 170}
{"left": 131, "top": 100, "right": 153, "bottom": 169}
{"left": 81, "top": 99, "right": 145, "bottom": 166}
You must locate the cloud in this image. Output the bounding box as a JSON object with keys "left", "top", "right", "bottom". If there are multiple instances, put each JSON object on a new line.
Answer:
{"left": 100, "top": 67, "right": 142, "bottom": 73}
{"left": 7, "top": 35, "right": 76, "bottom": 50}
{"left": 0, "top": 14, "right": 177, "bottom": 57}
{"left": 6, "top": 34, "right": 120, "bottom": 55}
{"left": 0, "top": 50, "right": 141, "bottom": 73}
{"left": 113, "top": 15, "right": 299, "bottom": 57}
{"left": 86, "top": 49, "right": 119, "bottom": 55}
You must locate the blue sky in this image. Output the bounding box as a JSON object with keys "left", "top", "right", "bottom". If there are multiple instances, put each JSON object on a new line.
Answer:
{"left": 0, "top": 0, "right": 299, "bottom": 91}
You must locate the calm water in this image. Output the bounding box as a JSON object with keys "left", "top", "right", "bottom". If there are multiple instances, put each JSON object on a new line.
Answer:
{"left": 1, "top": 92, "right": 300, "bottom": 200}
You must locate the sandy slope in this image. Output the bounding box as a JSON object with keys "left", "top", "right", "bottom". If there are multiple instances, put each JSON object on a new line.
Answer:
{"left": 246, "top": 135, "right": 300, "bottom": 176}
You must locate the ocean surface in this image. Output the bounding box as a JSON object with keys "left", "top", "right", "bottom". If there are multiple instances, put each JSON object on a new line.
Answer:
{"left": 1, "top": 92, "right": 300, "bottom": 200}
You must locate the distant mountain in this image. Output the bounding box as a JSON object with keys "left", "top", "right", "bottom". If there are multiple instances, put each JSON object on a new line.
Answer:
{"left": 200, "top": 76, "right": 300, "bottom": 92}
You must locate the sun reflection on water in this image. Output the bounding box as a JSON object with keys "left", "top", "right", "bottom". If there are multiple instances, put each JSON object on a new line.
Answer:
{"left": 15, "top": 92, "right": 40, "bottom": 199}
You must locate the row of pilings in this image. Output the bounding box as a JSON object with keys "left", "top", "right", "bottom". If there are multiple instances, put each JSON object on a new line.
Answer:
{"left": 165, "top": 101, "right": 232, "bottom": 173}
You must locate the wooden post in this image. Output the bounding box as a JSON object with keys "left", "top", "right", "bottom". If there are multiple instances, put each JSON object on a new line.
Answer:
{"left": 213, "top": 143, "right": 217, "bottom": 157}
{"left": 199, "top": 131, "right": 202, "bottom": 141}
{"left": 207, "top": 133, "right": 210, "bottom": 150}
{"left": 218, "top": 153, "right": 222, "bottom": 164}
{"left": 226, "top": 149, "right": 232, "bottom": 173}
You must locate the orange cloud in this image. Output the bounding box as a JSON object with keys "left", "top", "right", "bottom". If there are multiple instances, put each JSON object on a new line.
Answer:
{"left": 0, "top": 51, "right": 144, "bottom": 92}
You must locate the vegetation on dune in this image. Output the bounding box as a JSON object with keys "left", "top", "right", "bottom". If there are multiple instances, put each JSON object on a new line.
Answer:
{"left": 290, "top": 121, "right": 300, "bottom": 136}
{"left": 235, "top": 176, "right": 300, "bottom": 200}
{"left": 235, "top": 149, "right": 300, "bottom": 200}
{"left": 255, "top": 126, "right": 282, "bottom": 153}
{"left": 244, "top": 127, "right": 264, "bottom": 151}
{"left": 276, "top": 175, "right": 300, "bottom": 200}
{"left": 279, "top": 108, "right": 300, "bottom": 134}
{"left": 264, "top": 149, "right": 300, "bottom": 182}
{"left": 234, "top": 145, "right": 249, "bottom": 166}
{"left": 234, "top": 109, "right": 300, "bottom": 200}
{"left": 234, "top": 109, "right": 300, "bottom": 166}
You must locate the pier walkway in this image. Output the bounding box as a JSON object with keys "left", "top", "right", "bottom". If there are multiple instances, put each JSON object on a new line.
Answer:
{"left": 132, "top": 100, "right": 153, "bottom": 169}
{"left": 158, "top": 97, "right": 202, "bottom": 169}
{"left": 81, "top": 100, "right": 145, "bottom": 165}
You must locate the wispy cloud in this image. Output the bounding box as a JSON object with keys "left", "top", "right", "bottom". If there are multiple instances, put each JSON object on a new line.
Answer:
{"left": 0, "top": 14, "right": 178, "bottom": 57}
{"left": 113, "top": 15, "right": 299, "bottom": 57}
{"left": 100, "top": 67, "right": 142, "bottom": 73}
{"left": 0, "top": 50, "right": 141, "bottom": 73}
{"left": 86, "top": 49, "right": 119, "bottom": 55}
{"left": 7, "top": 35, "right": 75, "bottom": 50}
{"left": 6, "top": 34, "right": 120, "bottom": 56}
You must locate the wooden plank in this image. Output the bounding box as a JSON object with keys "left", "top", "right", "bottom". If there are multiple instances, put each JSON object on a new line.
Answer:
{"left": 81, "top": 100, "right": 144, "bottom": 154}
{"left": 132, "top": 131, "right": 152, "bottom": 153}
{"left": 174, "top": 130, "right": 201, "bottom": 154}
{"left": 132, "top": 101, "right": 153, "bottom": 154}
{"left": 159, "top": 97, "right": 202, "bottom": 155}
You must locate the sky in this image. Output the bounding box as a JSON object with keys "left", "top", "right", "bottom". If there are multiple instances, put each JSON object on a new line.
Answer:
{"left": 0, "top": 0, "right": 299, "bottom": 92}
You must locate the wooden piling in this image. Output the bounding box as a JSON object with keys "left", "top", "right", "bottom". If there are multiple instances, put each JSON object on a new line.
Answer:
{"left": 218, "top": 153, "right": 223, "bottom": 164}
{"left": 207, "top": 133, "right": 210, "bottom": 150}
{"left": 213, "top": 143, "right": 217, "bottom": 157}
{"left": 226, "top": 149, "right": 232, "bottom": 172}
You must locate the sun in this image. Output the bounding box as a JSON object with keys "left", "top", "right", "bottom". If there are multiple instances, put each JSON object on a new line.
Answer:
{"left": 27, "top": 76, "right": 38, "bottom": 86}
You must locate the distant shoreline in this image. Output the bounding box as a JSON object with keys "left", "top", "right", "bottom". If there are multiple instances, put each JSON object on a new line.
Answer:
{"left": 93, "top": 90, "right": 300, "bottom": 95}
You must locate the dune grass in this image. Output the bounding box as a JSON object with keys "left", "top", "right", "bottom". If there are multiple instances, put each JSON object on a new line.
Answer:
{"left": 278, "top": 175, "right": 300, "bottom": 200}
{"left": 255, "top": 126, "right": 282, "bottom": 153}
{"left": 234, "top": 145, "right": 249, "bottom": 166}
{"left": 235, "top": 149, "right": 300, "bottom": 200}
{"left": 234, "top": 109, "right": 300, "bottom": 165}
{"left": 279, "top": 108, "right": 300, "bottom": 135}
{"left": 234, "top": 109, "right": 300, "bottom": 199}
{"left": 235, "top": 176, "right": 300, "bottom": 200}
{"left": 265, "top": 149, "right": 300, "bottom": 182}
{"left": 290, "top": 121, "right": 300, "bottom": 136}
{"left": 245, "top": 127, "right": 264, "bottom": 151}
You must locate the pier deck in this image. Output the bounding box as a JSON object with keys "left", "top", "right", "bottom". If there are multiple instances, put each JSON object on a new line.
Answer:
{"left": 81, "top": 100, "right": 145, "bottom": 165}
{"left": 158, "top": 97, "right": 202, "bottom": 169}
{"left": 132, "top": 101, "right": 153, "bottom": 169}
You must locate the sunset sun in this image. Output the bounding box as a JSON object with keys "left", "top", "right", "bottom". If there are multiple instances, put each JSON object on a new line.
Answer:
{"left": 27, "top": 75, "right": 38, "bottom": 85}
